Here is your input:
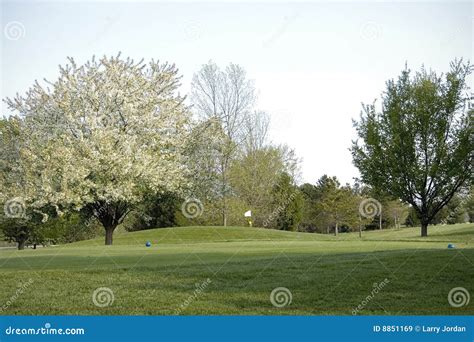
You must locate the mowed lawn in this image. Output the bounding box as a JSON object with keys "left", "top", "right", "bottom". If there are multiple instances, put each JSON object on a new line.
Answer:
{"left": 0, "top": 224, "right": 473, "bottom": 315}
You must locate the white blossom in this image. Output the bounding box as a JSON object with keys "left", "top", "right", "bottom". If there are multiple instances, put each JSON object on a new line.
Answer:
{"left": 3, "top": 54, "right": 191, "bottom": 213}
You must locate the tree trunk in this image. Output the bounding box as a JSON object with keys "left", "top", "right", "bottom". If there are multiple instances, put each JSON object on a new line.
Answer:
{"left": 222, "top": 164, "right": 228, "bottom": 227}
{"left": 334, "top": 223, "right": 338, "bottom": 236}
{"left": 91, "top": 201, "right": 130, "bottom": 245}
{"left": 105, "top": 226, "right": 116, "bottom": 245}
{"left": 421, "top": 223, "right": 428, "bottom": 237}
{"left": 17, "top": 240, "right": 26, "bottom": 250}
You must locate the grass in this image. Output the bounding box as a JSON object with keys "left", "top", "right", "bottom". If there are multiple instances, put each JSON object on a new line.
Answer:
{"left": 0, "top": 223, "right": 473, "bottom": 315}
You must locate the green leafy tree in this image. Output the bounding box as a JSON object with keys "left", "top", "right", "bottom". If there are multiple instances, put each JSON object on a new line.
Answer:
{"left": 57, "top": 212, "right": 102, "bottom": 243}
{"left": 432, "top": 186, "right": 471, "bottom": 224}
{"left": 1, "top": 221, "right": 33, "bottom": 250}
{"left": 438, "top": 194, "right": 467, "bottom": 224}
{"left": 405, "top": 207, "right": 420, "bottom": 227}
{"left": 1, "top": 207, "right": 56, "bottom": 249}
{"left": 352, "top": 60, "right": 473, "bottom": 236}
{"left": 465, "top": 187, "right": 474, "bottom": 223}
{"left": 299, "top": 182, "right": 322, "bottom": 233}
{"left": 317, "top": 177, "right": 359, "bottom": 235}
{"left": 384, "top": 199, "right": 409, "bottom": 229}
{"left": 123, "top": 192, "right": 181, "bottom": 231}
{"left": 229, "top": 146, "right": 296, "bottom": 227}
{"left": 269, "top": 173, "right": 303, "bottom": 231}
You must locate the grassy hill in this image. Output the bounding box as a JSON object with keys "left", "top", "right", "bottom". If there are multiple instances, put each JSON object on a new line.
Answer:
{"left": 0, "top": 224, "right": 473, "bottom": 315}
{"left": 73, "top": 223, "right": 474, "bottom": 245}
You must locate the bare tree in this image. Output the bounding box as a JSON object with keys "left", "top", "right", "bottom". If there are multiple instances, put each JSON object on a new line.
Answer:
{"left": 190, "top": 61, "right": 256, "bottom": 226}
{"left": 242, "top": 110, "right": 270, "bottom": 154}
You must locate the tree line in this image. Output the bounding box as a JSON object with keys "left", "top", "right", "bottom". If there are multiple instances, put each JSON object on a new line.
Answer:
{"left": 1, "top": 56, "right": 472, "bottom": 248}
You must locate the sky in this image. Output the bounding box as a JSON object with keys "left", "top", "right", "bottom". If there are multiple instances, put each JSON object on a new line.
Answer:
{"left": 1, "top": 0, "right": 472, "bottom": 185}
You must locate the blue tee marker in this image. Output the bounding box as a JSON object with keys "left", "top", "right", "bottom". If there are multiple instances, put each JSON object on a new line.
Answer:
{"left": 145, "top": 241, "right": 151, "bottom": 247}
{"left": 447, "top": 243, "right": 455, "bottom": 249}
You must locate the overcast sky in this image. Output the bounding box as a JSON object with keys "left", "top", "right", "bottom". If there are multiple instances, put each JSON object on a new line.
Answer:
{"left": 1, "top": 0, "right": 472, "bottom": 185}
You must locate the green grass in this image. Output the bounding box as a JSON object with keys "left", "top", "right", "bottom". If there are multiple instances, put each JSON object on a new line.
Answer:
{"left": 0, "top": 224, "right": 473, "bottom": 315}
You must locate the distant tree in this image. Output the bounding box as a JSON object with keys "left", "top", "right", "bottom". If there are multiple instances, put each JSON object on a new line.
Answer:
{"left": 432, "top": 187, "right": 470, "bottom": 224}
{"left": 465, "top": 187, "right": 474, "bottom": 223}
{"left": 299, "top": 182, "right": 322, "bottom": 233}
{"left": 441, "top": 194, "right": 466, "bottom": 224}
{"left": 242, "top": 111, "right": 270, "bottom": 154}
{"left": 1, "top": 207, "right": 56, "bottom": 249}
{"left": 4, "top": 55, "right": 190, "bottom": 245}
{"left": 1, "top": 221, "right": 33, "bottom": 250}
{"left": 229, "top": 145, "right": 299, "bottom": 227}
{"left": 124, "top": 192, "right": 180, "bottom": 231}
{"left": 352, "top": 60, "right": 473, "bottom": 236}
{"left": 405, "top": 207, "right": 420, "bottom": 227}
{"left": 269, "top": 173, "right": 303, "bottom": 231}
{"left": 317, "top": 178, "right": 359, "bottom": 236}
{"left": 191, "top": 61, "right": 256, "bottom": 226}
{"left": 384, "top": 200, "right": 409, "bottom": 229}
{"left": 300, "top": 176, "right": 340, "bottom": 233}
{"left": 58, "top": 212, "right": 102, "bottom": 243}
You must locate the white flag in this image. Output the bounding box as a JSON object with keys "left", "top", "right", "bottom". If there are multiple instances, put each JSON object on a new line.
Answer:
{"left": 244, "top": 210, "right": 252, "bottom": 217}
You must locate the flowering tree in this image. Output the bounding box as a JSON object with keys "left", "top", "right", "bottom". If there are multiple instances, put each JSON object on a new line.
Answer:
{"left": 4, "top": 54, "right": 190, "bottom": 245}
